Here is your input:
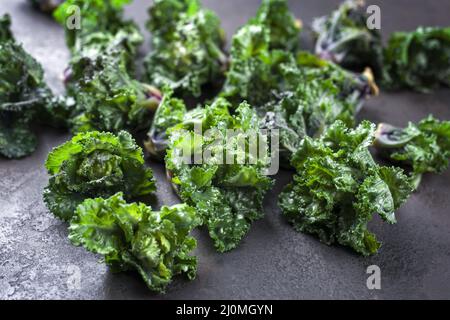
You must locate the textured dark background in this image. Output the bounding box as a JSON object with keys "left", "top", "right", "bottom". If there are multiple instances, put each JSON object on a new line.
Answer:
{"left": 1, "top": 0, "right": 449, "bottom": 300}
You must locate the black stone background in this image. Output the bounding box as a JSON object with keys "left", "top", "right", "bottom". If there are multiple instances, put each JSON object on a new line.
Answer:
{"left": 0, "top": 0, "right": 449, "bottom": 299}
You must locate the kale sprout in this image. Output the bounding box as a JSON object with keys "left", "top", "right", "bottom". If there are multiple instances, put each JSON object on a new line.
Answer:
{"left": 44, "top": 131, "right": 156, "bottom": 221}
{"left": 1, "top": 14, "right": 71, "bottom": 159}
{"left": 312, "top": 0, "right": 383, "bottom": 77}
{"left": 144, "top": 0, "right": 228, "bottom": 98}
{"left": 221, "top": 23, "right": 294, "bottom": 107}
{"left": 279, "top": 121, "right": 413, "bottom": 256}
{"left": 221, "top": 0, "right": 302, "bottom": 106}
{"left": 224, "top": 39, "right": 377, "bottom": 165}
{"left": 166, "top": 99, "right": 273, "bottom": 252}
{"left": 0, "top": 14, "right": 13, "bottom": 40}
{"left": 54, "top": 0, "right": 142, "bottom": 52}
{"left": 144, "top": 87, "right": 187, "bottom": 160}
{"left": 374, "top": 116, "right": 450, "bottom": 187}
{"left": 54, "top": 0, "right": 160, "bottom": 134}
{"left": 70, "top": 192, "right": 201, "bottom": 293}
{"left": 251, "top": 0, "right": 302, "bottom": 52}
{"left": 383, "top": 27, "right": 450, "bottom": 92}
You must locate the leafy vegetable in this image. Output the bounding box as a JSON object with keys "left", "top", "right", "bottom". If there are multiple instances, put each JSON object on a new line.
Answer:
{"left": 166, "top": 99, "right": 273, "bottom": 252}
{"left": 54, "top": 0, "right": 141, "bottom": 52}
{"left": 0, "top": 14, "right": 13, "bottom": 41}
{"left": 221, "top": 23, "right": 291, "bottom": 107}
{"left": 258, "top": 71, "right": 364, "bottom": 167}
{"left": 1, "top": 14, "right": 71, "bottom": 159}
{"left": 251, "top": 0, "right": 302, "bottom": 52}
{"left": 312, "top": 0, "right": 383, "bottom": 77}
{"left": 55, "top": 0, "right": 159, "bottom": 134}
{"left": 29, "top": 0, "right": 63, "bottom": 13}
{"left": 44, "top": 131, "right": 156, "bottom": 221}
{"left": 293, "top": 52, "right": 379, "bottom": 111}
{"left": 223, "top": 34, "right": 377, "bottom": 165}
{"left": 69, "top": 192, "right": 201, "bottom": 293}
{"left": 279, "top": 120, "right": 413, "bottom": 256}
{"left": 374, "top": 116, "right": 450, "bottom": 187}
{"left": 383, "top": 27, "right": 450, "bottom": 92}
{"left": 144, "top": 0, "right": 227, "bottom": 98}
{"left": 66, "top": 49, "right": 161, "bottom": 133}
{"left": 144, "top": 87, "right": 187, "bottom": 160}
{"left": 221, "top": 0, "right": 302, "bottom": 107}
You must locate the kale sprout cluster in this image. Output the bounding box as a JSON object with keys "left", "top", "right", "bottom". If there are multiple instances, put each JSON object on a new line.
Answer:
{"left": 1, "top": 0, "right": 448, "bottom": 293}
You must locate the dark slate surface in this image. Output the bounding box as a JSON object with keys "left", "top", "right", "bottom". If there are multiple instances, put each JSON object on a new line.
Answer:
{"left": 1, "top": 0, "right": 449, "bottom": 300}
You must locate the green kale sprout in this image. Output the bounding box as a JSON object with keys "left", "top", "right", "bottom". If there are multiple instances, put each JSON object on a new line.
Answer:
{"left": 144, "top": 87, "right": 188, "bottom": 160}
{"left": 0, "top": 14, "right": 13, "bottom": 40}
{"left": 69, "top": 192, "right": 201, "bottom": 293}
{"left": 166, "top": 99, "right": 273, "bottom": 252}
{"left": 44, "top": 131, "right": 156, "bottom": 221}
{"left": 1, "top": 14, "right": 71, "bottom": 159}
{"left": 144, "top": 0, "right": 228, "bottom": 98}
{"left": 251, "top": 0, "right": 302, "bottom": 52}
{"left": 66, "top": 48, "right": 161, "bottom": 134}
{"left": 258, "top": 70, "right": 365, "bottom": 167}
{"left": 54, "top": 0, "right": 142, "bottom": 52}
{"left": 383, "top": 26, "right": 450, "bottom": 92}
{"left": 221, "top": 23, "right": 293, "bottom": 107}
{"left": 54, "top": 0, "right": 160, "bottom": 134}
{"left": 279, "top": 120, "right": 413, "bottom": 256}
{"left": 312, "top": 1, "right": 450, "bottom": 92}
{"left": 312, "top": 0, "right": 383, "bottom": 78}
{"left": 221, "top": 0, "right": 302, "bottom": 107}
{"left": 374, "top": 116, "right": 450, "bottom": 187}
